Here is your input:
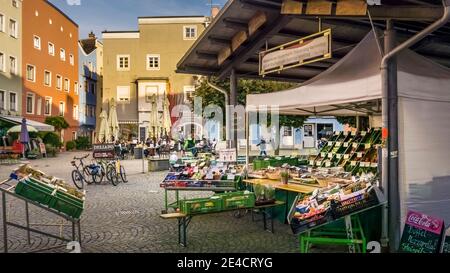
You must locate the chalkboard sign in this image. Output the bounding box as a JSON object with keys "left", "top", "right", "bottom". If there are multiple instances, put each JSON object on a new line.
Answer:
{"left": 93, "top": 143, "right": 115, "bottom": 159}
{"left": 399, "top": 210, "right": 444, "bottom": 253}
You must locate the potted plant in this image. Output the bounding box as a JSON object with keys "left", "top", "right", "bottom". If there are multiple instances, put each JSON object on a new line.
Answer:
{"left": 280, "top": 170, "right": 289, "bottom": 184}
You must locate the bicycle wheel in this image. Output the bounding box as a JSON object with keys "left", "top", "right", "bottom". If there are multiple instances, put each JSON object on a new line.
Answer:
{"left": 106, "top": 163, "right": 114, "bottom": 182}
{"left": 107, "top": 165, "right": 120, "bottom": 186}
{"left": 71, "top": 170, "right": 84, "bottom": 190}
{"left": 92, "top": 166, "right": 103, "bottom": 184}
{"left": 120, "top": 165, "right": 128, "bottom": 183}
{"left": 82, "top": 166, "right": 94, "bottom": 185}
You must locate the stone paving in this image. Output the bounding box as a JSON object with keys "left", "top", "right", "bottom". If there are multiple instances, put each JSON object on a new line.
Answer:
{"left": 0, "top": 151, "right": 339, "bottom": 253}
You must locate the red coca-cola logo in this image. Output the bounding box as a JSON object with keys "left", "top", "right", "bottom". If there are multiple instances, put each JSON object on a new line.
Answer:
{"left": 406, "top": 211, "right": 443, "bottom": 234}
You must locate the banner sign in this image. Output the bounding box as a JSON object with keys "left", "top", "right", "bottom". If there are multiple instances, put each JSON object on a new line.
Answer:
{"left": 93, "top": 143, "right": 115, "bottom": 159}
{"left": 399, "top": 210, "right": 444, "bottom": 253}
{"left": 259, "top": 29, "right": 332, "bottom": 76}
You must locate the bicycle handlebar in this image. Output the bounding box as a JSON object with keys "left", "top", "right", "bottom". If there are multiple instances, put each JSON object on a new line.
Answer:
{"left": 73, "top": 154, "right": 90, "bottom": 160}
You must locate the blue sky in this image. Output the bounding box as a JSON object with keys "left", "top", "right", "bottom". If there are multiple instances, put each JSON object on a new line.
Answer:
{"left": 48, "top": 0, "right": 227, "bottom": 39}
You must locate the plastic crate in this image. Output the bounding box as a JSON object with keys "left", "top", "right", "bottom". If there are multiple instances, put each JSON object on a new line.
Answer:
{"left": 330, "top": 191, "right": 379, "bottom": 219}
{"left": 290, "top": 210, "right": 333, "bottom": 234}
{"left": 216, "top": 191, "right": 255, "bottom": 210}
{"left": 179, "top": 197, "right": 223, "bottom": 215}
{"left": 48, "top": 191, "right": 84, "bottom": 219}
{"left": 14, "top": 179, "right": 54, "bottom": 206}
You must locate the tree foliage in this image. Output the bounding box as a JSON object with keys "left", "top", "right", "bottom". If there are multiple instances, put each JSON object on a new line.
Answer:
{"left": 45, "top": 116, "right": 69, "bottom": 132}
{"left": 194, "top": 77, "right": 307, "bottom": 127}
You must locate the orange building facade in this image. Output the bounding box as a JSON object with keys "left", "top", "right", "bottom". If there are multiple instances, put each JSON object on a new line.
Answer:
{"left": 22, "top": 0, "right": 79, "bottom": 142}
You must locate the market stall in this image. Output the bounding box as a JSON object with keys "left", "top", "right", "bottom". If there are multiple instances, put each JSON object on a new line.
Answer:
{"left": 246, "top": 30, "right": 450, "bottom": 247}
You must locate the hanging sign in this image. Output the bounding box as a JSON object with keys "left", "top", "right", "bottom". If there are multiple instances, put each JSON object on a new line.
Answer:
{"left": 399, "top": 210, "right": 444, "bottom": 253}
{"left": 259, "top": 29, "right": 332, "bottom": 76}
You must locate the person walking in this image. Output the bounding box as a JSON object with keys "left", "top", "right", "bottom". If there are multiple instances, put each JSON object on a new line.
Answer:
{"left": 256, "top": 138, "right": 267, "bottom": 157}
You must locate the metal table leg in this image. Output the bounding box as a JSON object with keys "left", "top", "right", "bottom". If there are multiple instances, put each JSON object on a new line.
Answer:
{"left": 177, "top": 216, "right": 192, "bottom": 247}
{"left": 2, "top": 192, "right": 7, "bottom": 253}
{"left": 72, "top": 222, "right": 76, "bottom": 242}
{"left": 25, "top": 201, "right": 31, "bottom": 245}
{"left": 77, "top": 220, "right": 82, "bottom": 247}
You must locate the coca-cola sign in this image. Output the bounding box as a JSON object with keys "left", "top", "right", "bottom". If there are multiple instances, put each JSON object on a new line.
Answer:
{"left": 406, "top": 210, "right": 444, "bottom": 235}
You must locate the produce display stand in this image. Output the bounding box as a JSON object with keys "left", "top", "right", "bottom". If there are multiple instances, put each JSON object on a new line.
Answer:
{"left": 243, "top": 179, "right": 319, "bottom": 223}
{"left": 297, "top": 202, "right": 386, "bottom": 253}
{"left": 161, "top": 174, "right": 243, "bottom": 214}
{"left": 0, "top": 178, "right": 82, "bottom": 253}
{"left": 160, "top": 201, "right": 285, "bottom": 247}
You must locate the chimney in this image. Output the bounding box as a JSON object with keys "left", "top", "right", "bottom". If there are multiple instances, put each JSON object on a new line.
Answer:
{"left": 88, "top": 31, "right": 96, "bottom": 39}
{"left": 211, "top": 5, "right": 220, "bottom": 18}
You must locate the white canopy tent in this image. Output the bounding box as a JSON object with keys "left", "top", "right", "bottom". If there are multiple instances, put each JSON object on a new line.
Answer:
{"left": 247, "top": 31, "right": 450, "bottom": 225}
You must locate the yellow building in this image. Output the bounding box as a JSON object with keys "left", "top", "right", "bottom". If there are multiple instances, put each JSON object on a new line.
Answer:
{"left": 102, "top": 16, "right": 209, "bottom": 141}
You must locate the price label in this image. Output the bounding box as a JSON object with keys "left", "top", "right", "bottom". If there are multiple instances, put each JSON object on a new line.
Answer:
{"left": 328, "top": 153, "right": 333, "bottom": 158}
{"left": 343, "top": 142, "right": 349, "bottom": 147}
{"left": 316, "top": 161, "right": 322, "bottom": 166}
{"left": 351, "top": 130, "right": 357, "bottom": 136}
{"left": 335, "top": 131, "right": 340, "bottom": 136}
{"left": 309, "top": 160, "right": 315, "bottom": 165}
{"left": 371, "top": 163, "right": 378, "bottom": 168}
{"left": 231, "top": 169, "right": 237, "bottom": 174}
{"left": 227, "top": 174, "right": 235, "bottom": 180}
{"left": 344, "top": 154, "right": 350, "bottom": 159}
{"left": 321, "top": 152, "right": 326, "bottom": 158}
{"left": 352, "top": 143, "right": 358, "bottom": 148}
{"left": 357, "top": 152, "right": 363, "bottom": 158}
{"left": 361, "top": 131, "right": 367, "bottom": 136}
{"left": 325, "top": 162, "right": 331, "bottom": 167}
{"left": 350, "top": 161, "right": 357, "bottom": 166}
{"left": 335, "top": 142, "right": 341, "bottom": 147}
{"left": 365, "top": 143, "right": 371, "bottom": 149}
{"left": 328, "top": 142, "right": 333, "bottom": 146}
{"left": 336, "top": 154, "right": 342, "bottom": 159}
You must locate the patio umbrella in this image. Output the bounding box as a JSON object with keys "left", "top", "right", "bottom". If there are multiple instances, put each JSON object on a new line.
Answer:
{"left": 7, "top": 124, "right": 38, "bottom": 134}
{"left": 150, "top": 94, "right": 159, "bottom": 138}
{"left": 98, "top": 110, "right": 110, "bottom": 143}
{"left": 163, "top": 96, "right": 172, "bottom": 135}
{"left": 108, "top": 98, "right": 120, "bottom": 141}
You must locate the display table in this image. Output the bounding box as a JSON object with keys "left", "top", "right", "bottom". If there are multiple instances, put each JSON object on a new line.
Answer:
{"left": 243, "top": 179, "right": 320, "bottom": 223}
{"left": 160, "top": 201, "right": 285, "bottom": 247}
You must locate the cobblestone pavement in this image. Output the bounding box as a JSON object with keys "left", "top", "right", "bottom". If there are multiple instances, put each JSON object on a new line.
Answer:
{"left": 0, "top": 151, "right": 339, "bottom": 253}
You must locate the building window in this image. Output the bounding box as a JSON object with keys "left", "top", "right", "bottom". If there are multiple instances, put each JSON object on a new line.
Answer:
{"left": 0, "top": 52, "right": 4, "bottom": 72}
{"left": 26, "top": 93, "right": 35, "bottom": 114}
{"left": 9, "top": 19, "right": 17, "bottom": 38}
{"left": 183, "top": 26, "right": 197, "bottom": 40}
{"left": 45, "top": 97, "right": 52, "bottom": 116}
{"left": 69, "top": 54, "right": 74, "bottom": 65}
{"left": 146, "top": 54, "right": 160, "bottom": 70}
{"left": 117, "top": 55, "right": 130, "bottom": 71}
{"left": 64, "top": 78, "right": 70, "bottom": 92}
{"left": 26, "top": 65, "right": 36, "bottom": 82}
{"left": 9, "top": 56, "right": 17, "bottom": 75}
{"left": 33, "top": 35, "right": 41, "bottom": 50}
{"left": 59, "top": 101, "right": 65, "bottom": 116}
{"left": 74, "top": 82, "right": 79, "bottom": 94}
{"left": 90, "top": 83, "right": 96, "bottom": 94}
{"left": 36, "top": 98, "right": 42, "bottom": 116}
{"left": 12, "top": 0, "right": 19, "bottom": 8}
{"left": 44, "top": 70, "right": 52, "bottom": 86}
{"left": 0, "top": 90, "right": 5, "bottom": 110}
{"left": 48, "top": 42, "right": 55, "bottom": 56}
{"left": 284, "top": 127, "right": 292, "bottom": 137}
{"left": 60, "top": 48, "right": 66, "bottom": 61}
{"left": 117, "top": 86, "right": 130, "bottom": 103}
{"left": 183, "top": 86, "right": 195, "bottom": 103}
{"left": 9, "top": 92, "right": 16, "bottom": 111}
{"left": 56, "top": 75, "right": 62, "bottom": 90}
{"left": 73, "top": 105, "right": 79, "bottom": 120}
{"left": 0, "top": 13, "right": 4, "bottom": 33}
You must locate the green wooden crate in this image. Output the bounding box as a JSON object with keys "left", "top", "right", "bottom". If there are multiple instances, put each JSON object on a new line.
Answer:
{"left": 180, "top": 197, "right": 223, "bottom": 215}
{"left": 15, "top": 179, "right": 54, "bottom": 206}
{"left": 48, "top": 191, "right": 84, "bottom": 219}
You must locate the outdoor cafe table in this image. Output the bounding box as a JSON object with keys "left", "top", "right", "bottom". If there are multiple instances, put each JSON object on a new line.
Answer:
{"left": 243, "top": 179, "right": 320, "bottom": 223}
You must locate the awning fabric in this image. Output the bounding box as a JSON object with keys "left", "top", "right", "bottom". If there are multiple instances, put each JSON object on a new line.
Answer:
{"left": 247, "top": 31, "right": 450, "bottom": 226}
{"left": 0, "top": 116, "right": 55, "bottom": 132}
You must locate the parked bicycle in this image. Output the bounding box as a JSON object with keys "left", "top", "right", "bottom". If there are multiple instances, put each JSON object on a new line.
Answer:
{"left": 71, "top": 154, "right": 102, "bottom": 189}
{"left": 94, "top": 157, "right": 127, "bottom": 186}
